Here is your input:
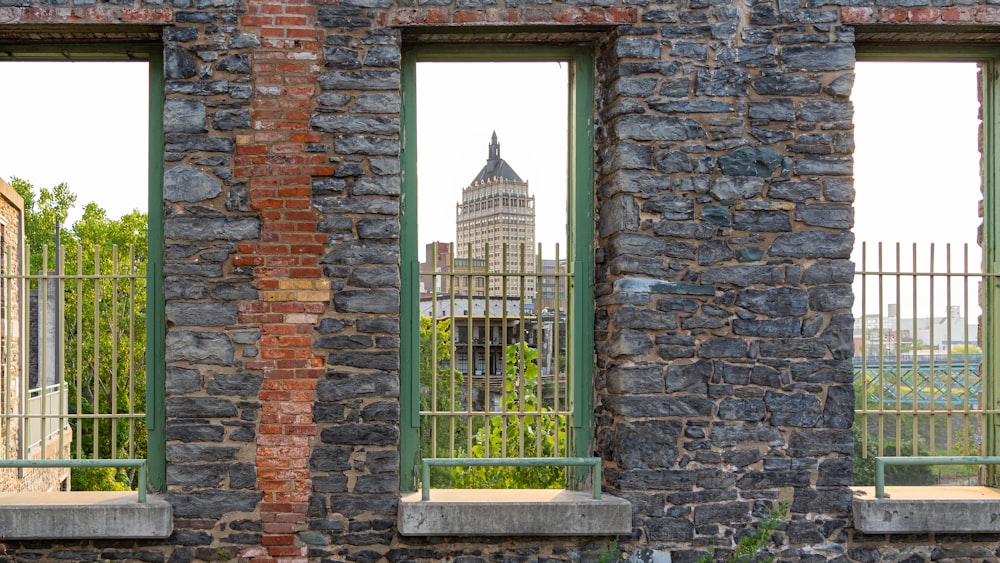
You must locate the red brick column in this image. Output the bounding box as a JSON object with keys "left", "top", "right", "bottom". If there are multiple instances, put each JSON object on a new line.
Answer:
{"left": 236, "top": 1, "right": 329, "bottom": 560}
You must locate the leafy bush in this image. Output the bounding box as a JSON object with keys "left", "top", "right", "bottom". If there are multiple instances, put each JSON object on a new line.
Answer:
{"left": 452, "top": 343, "right": 565, "bottom": 488}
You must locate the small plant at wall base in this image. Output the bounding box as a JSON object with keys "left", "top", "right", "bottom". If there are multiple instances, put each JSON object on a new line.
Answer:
{"left": 694, "top": 499, "right": 789, "bottom": 563}
{"left": 452, "top": 342, "right": 566, "bottom": 488}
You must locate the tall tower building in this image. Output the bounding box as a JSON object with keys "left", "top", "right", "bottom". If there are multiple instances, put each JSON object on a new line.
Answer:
{"left": 456, "top": 132, "right": 536, "bottom": 299}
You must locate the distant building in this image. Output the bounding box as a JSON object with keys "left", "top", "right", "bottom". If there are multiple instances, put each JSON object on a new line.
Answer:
{"left": 456, "top": 132, "right": 536, "bottom": 301}
{"left": 0, "top": 177, "right": 69, "bottom": 494}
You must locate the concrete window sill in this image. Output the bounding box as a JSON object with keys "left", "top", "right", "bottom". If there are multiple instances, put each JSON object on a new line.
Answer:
{"left": 851, "top": 486, "right": 1000, "bottom": 534}
{"left": 398, "top": 489, "right": 632, "bottom": 536}
{"left": 0, "top": 491, "right": 173, "bottom": 539}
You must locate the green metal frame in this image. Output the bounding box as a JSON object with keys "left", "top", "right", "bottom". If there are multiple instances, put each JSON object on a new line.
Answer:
{"left": 856, "top": 45, "right": 1000, "bottom": 485}
{"left": 421, "top": 457, "right": 602, "bottom": 500}
{"left": 399, "top": 44, "right": 596, "bottom": 492}
{"left": 0, "top": 43, "right": 166, "bottom": 491}
{"left": 874, "top": 456, "right": 1000, "bottom": 498}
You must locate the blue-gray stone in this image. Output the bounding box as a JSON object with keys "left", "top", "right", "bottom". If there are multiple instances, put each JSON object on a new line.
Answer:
{"left": 318, "top": 70, "right": 399, "bottom": 91}
{"left": 808, "top": 286, "right": 854, "bottom": 311}
{"left": 614, "top": 115, "right": 708, "bottom": 141}
{"left": 797, "top": 204, "right": 853, "bottom": 228}
{"left": 770, "top": 231, "right": 854, "bottom": 258}
{"left": 710, "top": 176, "right": 765, "bottom": 200}
{"left": 733, "top": 210, "right": 791, "bottom": 232}
{"left": 615, "top": 37, "right": 662, "bottom": 59}
{"left": 702, "top": 265, "right": 783, "bottom": 286}
{"left": 599, "top": 194, "right": 640, "bottom": 237}
{"left": 166, "top": 302, "right": 238, "bottom": 326}
{"left": 736, "top": 287, "right": 807, "bottom": 316}
{"left": 700, "top": 205, "right": 731, "bottom": 226}
{"left": 699, "top": 240, "right": 734, "bottom": 266}
{"left": 769, "top": 181, "right": 820, "bottom": 202}
{"left": 310, "top": 114, "right": 398, "bottom": 134}
{"left": 733, "top": 317, "right": 802, "bottom": 338}
{"left": 164, "top": 164, "right": 221, "bottom": 203}
{"left": 217, "top": 54, "right": 250, "bottom": 74}
{"left": 164, "top": 99, "right": 207, "bottom": 134}
{"left": 800, "top": 100, "right": 852, "bottom": 122}
{"left": 736, "top": 246, "right": 766, "bottom": 262}
{"left": 165, "top": 331, "right": 235, "bottom": 365}
{"left": 212, "top": 109, "right": 250, "bottom": 131}
{"left": 695, "top": 69, "right": 750, "bottom": 96}
{"left": 781, "top": 44, "right": 855, "bottom": 71}
{"left": 614, "top": 277, "right": 715, "bottom": 296}
{"left": 719, "top": 147, "right": 784, "bottom": 177}
{"left": 752, "top": 74, "right": 821, "bottom": 95}
{"left": 332, "top": 289, "right": 399, "bottom": 313}
{"left": 765, "top": 390, "right": 822, "bottom": 427}
{"left": 165, "top": 216, "right": 260, "bottom": 241}
{"left": 748, "top": 99, "right": 795, "bottom": 122}
{"left": 615, "top": 420, "right": 681, "bottom": 469}
{"left": 354, "top": 93, "right": 400, "bottom": 114}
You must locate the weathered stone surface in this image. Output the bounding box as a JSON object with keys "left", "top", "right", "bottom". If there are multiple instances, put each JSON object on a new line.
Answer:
{"left": 166, "top": 302, "right": 238, "bottom": 326}
{"left": 710, "top": 176, "right": 765, "bottom": 201}
{"left": 165, "top": 216, "right": 260, "bottom": 241}
{"left": 614, "top": 420, "right": 682, "bottom": 469}
{"left": 164, "top": 164, "right": 222, "bottom": 203}
{"left": 165, "top": 331, "right": 234, "bottom": 365}
{"left": 165, "top": 99, "right": 207, "bottom": 133}
{"left": 769, "top": 231, "right": 854, "bottom": 258}
{"left": 718, "top": 147, "right": 784, "bottom": 176}
{"left": 736, "top": 287, "right": 807, "bottom": 316}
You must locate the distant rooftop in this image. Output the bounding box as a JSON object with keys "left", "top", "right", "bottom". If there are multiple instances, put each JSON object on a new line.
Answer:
{"left": 470, "top": 131, "right": 523, "bottom": 184}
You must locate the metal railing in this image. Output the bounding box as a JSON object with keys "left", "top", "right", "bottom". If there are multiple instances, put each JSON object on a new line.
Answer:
{"left": 854, "top": 242, "right": 997, "bottom": 475}
{"left": 419, "top": 242, "right": 574, "bottom": 487}
{"left": 0, "top": 243, "right": 147, "bottom": 492}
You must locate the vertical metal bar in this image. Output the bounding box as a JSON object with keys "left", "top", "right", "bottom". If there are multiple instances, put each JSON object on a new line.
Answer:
{"left": 38, "top": 245, "right": 48, "bottom": 459}
{"left": 465, "top": 243, "right": 474, "bottom": 458}
{"left": 430, "top": 244, "right": 439, "bottom": 461}
{"left": 924, "top": 243, "right": 937, "bottom": 455}
{"left": 111, "top": 245, "right": 120, "bottom": 460}
{"left": 128, "top": 244, "right": 136, "bottom": 460}
{"left": 57, "top": 243, "right": 66, "bottom": 458}
{"left": 910, "top": 243, "right": 919, "bottom": 456}
{"left": 75, "top": 245, "right": 83, "bottom": 460}
{"left": 945, "top": 244, "right": 954, "bottom": 456}
{"left": 859, "top": 242, "right": 869, "bottom": 459}
{"left": 92, "top": 245, "right": 101, "bottom": 459}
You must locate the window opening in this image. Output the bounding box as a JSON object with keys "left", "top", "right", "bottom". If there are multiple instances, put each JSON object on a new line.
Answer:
{"left": 400, "top": 48, "right": 595, "bottom": 492}
{"left": 851, "top": 59, "right": 992, "bottom": 487}
{"left": 0, "top": 49, "right": 164, "bottom": 493}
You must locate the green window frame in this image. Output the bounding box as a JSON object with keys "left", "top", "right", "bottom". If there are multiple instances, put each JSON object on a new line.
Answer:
{"left": 854, "top": 45, "right": 1000, "bottom": 482}
{"left": 0, "top": 43, "right": 166, "bottom": 491}
{"left": 399, "top": 44, "right": 595, "bottom": 492}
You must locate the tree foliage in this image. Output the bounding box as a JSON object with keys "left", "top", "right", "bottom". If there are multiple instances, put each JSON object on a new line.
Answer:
{"left": 13, "top": 178, "right": 146, "bottom": 491}
{"left": 419, "top": 317, "right": 464, "bottom": 486}
{"left": 452, "top": 343, "right": 566, "bottom": 489}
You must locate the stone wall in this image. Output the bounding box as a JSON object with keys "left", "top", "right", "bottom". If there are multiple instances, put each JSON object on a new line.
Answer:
{"left": 0, "top": 0, "right": 998, "bottom": 561}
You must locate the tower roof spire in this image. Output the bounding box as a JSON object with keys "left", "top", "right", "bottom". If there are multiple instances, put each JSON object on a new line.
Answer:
{"left": 472, "top": 132, "right": 522, "bottom": 184}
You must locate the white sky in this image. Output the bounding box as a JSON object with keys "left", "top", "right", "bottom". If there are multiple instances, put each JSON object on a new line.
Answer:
{"left": 0, "top": 59, "right": 985, "bottom": 308}
{"left": 0, "top": 61, "right": 149, "bottom": 225}
{"left": 851, "top": 61, "right": 982, "bottom": 322}
{"left": 416, "top": 61, "right": 568, "bottom": 254}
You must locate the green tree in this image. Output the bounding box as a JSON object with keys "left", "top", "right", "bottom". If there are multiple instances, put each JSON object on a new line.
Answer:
{"left": 452, "top": 343, "right": 565, "bottom": 489}
{"left": 950, "top": 343, "right": 982, "bottom": 355}
{"left": 419, "top": 317, "right": 464, "bottom": 486}
{"left": 14, "top": 179, "right": 146, "bottom": 491}
{"left": 10, "top": 177, "right": 77, "bottom": 276}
